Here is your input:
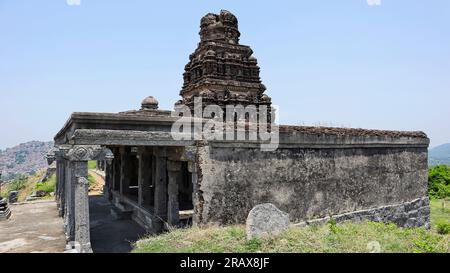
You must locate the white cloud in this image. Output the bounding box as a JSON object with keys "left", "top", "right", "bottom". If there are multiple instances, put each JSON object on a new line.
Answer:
{"left": 66, "top": 0, "right": 81, "bottom": 6}
{"left": 367, "top": 0, "right": 381, "bottom": 6}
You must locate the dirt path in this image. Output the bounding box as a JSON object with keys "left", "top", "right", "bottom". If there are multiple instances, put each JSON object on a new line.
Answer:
{"left": 88, "top": 170, "right": 105, "bottom": 196}
{"left": 0, "top": 201, "right": 66, "bottom": 253}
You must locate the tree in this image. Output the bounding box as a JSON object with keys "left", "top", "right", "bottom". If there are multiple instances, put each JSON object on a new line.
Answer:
{"left": 428, "top": 165, "right": 450, "bottom": 199}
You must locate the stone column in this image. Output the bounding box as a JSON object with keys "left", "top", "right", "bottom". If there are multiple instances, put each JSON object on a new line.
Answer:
{"left": 120, "top": 147, "right": 131, "bottom": 196}
{"left": 56, "top": 158, "right": 66, "bottom": 217}
{"left": 138, "top": 147, "right": 153, "bottom": 207}
{"left": 46, "top": 148, "right": 65, "bottom": 217}
{"left": 72, "top": 160, "right": 92, "bottom": 253}
{"left": 104, "top": 160, "right": 113, "bottom": 201}
{"left": 153, "top": 148, "right": 167, "bottom": 232}
{"left": 188, "top": 161, "right": 200, "bottom": 226}
{"left": 65, "top": 160, "right": 76, "bottom": 243}
{"left": 167, "top": 160, "right": 181, "bottom": 227}
{"left": 113, "top": 148, "right": 121, "bottom": 192}
{"left": 62, "top": 145, "right": 114, "bottom": 253}
{"left": 55, "top": 160, "right": 60, "bottom": 203}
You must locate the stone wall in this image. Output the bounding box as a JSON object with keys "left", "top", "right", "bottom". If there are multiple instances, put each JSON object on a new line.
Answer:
{"left": 294, "top": 197, "right": 430, "bottom": 228}
{"left": 195, "top": 137, "right": 429, "bottom": 227}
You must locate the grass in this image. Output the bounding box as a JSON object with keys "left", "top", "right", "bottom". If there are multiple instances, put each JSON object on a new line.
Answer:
{"left": 430, "top": 198, "right": 450, "bottom": 235}
{"left": 6, "top": 175, "right": 28, "bottom": 192}
{"left": 430, "top": 198, "right": 450, "bottom": 228}
{"left": 88, "top": 160, "right": 97, "bottom": 170}
{"left": 133, "top": 200, "right": 450, "bottom": 253}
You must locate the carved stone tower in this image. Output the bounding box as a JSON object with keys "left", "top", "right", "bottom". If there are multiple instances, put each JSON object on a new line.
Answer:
{"left": 176, "top": 10, "right": 272, "bottom": 119}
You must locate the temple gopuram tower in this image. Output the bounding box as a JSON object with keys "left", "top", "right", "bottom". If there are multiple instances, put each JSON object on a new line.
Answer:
{"left": 176, "top": 10, "right": 272, "bottom": 120}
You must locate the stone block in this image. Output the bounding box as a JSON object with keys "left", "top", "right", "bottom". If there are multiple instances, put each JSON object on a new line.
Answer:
{"left": 408, "top": 210, "right": 418, "bottom": 218}
{"left": 405, "top": 218, "right": 417, "bottom": 228}
{"left": 110, "top": 206, "right": 133, "bottom": 220}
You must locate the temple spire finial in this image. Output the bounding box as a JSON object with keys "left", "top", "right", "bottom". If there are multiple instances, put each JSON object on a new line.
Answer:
{"left": 179, "top": 10, "right": 272, "bottom": 116}
{"left": 199, "top": 10, "right": 240, "bottom": 44}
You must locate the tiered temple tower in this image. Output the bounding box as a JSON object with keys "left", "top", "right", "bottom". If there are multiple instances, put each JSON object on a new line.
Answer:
{"left": 176, "top": 10, "right": 272, "bottom": 120}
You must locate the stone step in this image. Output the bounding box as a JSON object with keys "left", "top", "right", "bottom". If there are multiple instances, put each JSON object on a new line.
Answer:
{"left": 110, "top": 206, "right": 133, "bottom": 220}
{"left": 115, "top": 201, "right": 133, "bottom": 212}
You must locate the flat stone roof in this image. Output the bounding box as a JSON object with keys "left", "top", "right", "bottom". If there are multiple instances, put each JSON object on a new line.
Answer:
{"left": 54, "top": 110, "right": 176, "bottom": 142}
{"left": 279, "top": 125, "right": 427, "bottom": 139}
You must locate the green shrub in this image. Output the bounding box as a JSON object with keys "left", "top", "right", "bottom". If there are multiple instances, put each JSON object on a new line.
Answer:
{"left": 413, "top": 234, "right": 442, "bottom": 253}
{"left": 428, "top": 165, "right": 450, "bottom": 199}
{"left": 88, "top": 174, "right": 95, "bottom": 186}
{"left": 88, "top": 160, "right": 97, "bottom": 170}
{"left": 8, "top": 174, "right": 28, "bottom": 192}
{"left": 36, "top": 174, "right": 56, "bottom": 194}
{"left": 436, "top": 221, "right": 450, "bottom": 235}
{"left": 328, "top": 218, "right": 340, "bottom": 234}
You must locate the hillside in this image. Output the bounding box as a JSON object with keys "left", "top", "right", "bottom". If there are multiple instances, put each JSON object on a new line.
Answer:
{"left": 0, "top": 141, "right": 53, "bottom": 181}
{"left": 429, "top": 143, "right": 450, "bottom": 166}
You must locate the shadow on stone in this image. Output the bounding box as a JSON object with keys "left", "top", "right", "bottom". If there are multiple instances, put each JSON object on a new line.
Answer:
{"left": 89, "top": 195, "right": 148, "bottom": 253}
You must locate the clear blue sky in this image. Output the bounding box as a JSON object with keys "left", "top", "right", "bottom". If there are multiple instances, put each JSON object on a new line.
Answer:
{"left": 0, "top": 0, "right": 449, "bottom": 149}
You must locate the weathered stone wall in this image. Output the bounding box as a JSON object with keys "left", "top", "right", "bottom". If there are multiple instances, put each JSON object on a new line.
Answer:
{"left": 294, "top": 197, "right": 430, "bottom": 228}
{"left": 195, "top": 139, "right": 429, "bottom": 227}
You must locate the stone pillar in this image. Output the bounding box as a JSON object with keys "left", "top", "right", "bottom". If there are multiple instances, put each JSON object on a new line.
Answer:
{"left": 120, "top": 147, "right": 131, "bottom": 196}
{"left": 55, "top": 161, "right": 60, "bottom": 203}
{"left": 153, "top": 148, "right": 168, "bottom": 232}
{"left": 72, "top": 160, "right": 92, "bottom": 253}
{"left": 60, "top": 145, "right": 113, "bottom": 253}
{"left": 104, "top": 161, "right": 113, "bottom": 201}
{"left": 188, "top": 161, "right": 200, "bottom": 226}
{"left": 56, "top": 159, "right": 66, "bottom": 217}
{"left": 151, "top": 155, "right": 156, "bottom": 198}
{"left": 113, "top": 148, "right": 121, "bottom": 192}
{"left": 97, "top": 160, "right": 105, "bottom": 171}
{"left": 46, "top": 148, "right": 66, "bottom": 217}
{"left": 167, "top": 161, "right": 181, "bottom": 227}
{"left": 138, "top": 147, "right": 153, "bottom": 207}
{"left": 65, "top": 160, "right": 76, "bottom": 243}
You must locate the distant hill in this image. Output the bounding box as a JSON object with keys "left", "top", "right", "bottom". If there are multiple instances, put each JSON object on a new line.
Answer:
{"left": 429, "top": 143, "right": 450, "bottom": 166}
{"left": 0, "top": 141, "right": 54, "bottom": 181}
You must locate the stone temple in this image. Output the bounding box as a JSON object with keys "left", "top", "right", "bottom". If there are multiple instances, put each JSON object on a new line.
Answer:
{"left": 47, "top": 10, "right": 430, "bottom": 253}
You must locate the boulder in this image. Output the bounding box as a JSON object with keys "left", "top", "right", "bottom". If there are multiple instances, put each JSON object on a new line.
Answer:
{"left": 8, "top": 191, "right": 19, "bottom": 203}
{"left": 35, "top": 190, "right": 47, "bottom": 197}
{"left": 246, "top": 203, "right": 290, "bottom": 240}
